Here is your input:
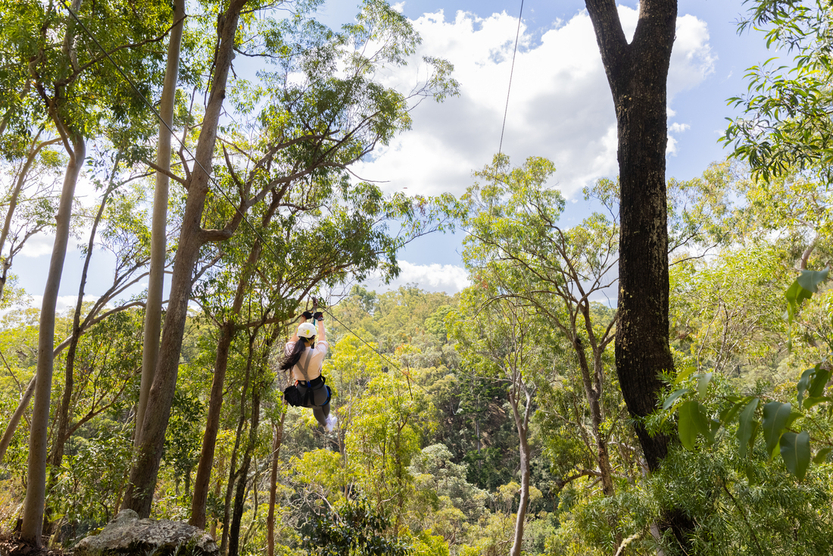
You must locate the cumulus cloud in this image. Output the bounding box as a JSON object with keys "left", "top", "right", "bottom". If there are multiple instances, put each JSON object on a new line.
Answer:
{"left": 362, "top": 260, "right": 469, "bottom": 294}
{"left": 352, "top": 6, "right": 715, "bottom": 199}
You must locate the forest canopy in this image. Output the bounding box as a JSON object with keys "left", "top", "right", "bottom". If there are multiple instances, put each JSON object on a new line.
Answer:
{"left": 1, "top": 0, "right": 832, "bottom": 555}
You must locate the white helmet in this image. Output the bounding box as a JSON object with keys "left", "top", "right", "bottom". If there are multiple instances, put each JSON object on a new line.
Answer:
{"left": 297, "top": 322, "right": 316, "bottom": 339}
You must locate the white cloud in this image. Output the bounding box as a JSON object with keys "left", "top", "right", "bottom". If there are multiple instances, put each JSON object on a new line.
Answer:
{"left": 362, "top": 260, "right": 469, "bottom": 294}
{"left": 26, "top": 294, "right": 96, "bottom": 316}
{"left": 19, "top": 233, "right": 57, "bottom": 258}
{"left": 353, "top": 7, "right": 716, "bottom": 199}
{"left": 667, "top": 122, "right": 692, "bottom": 155}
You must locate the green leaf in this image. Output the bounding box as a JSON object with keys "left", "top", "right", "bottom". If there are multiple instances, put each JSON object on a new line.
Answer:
{"left": 738, "top": 398, "right": 759, "bottom": 458}
{"left": 807, "top": 367, "right": 832, "bottom": 399}
{"left": 676, "top": 365, "right": 696, "bottom": 383}
{"left": 762, "top": 401, "right": 792, "bottom": 458}
{"left": 804, "top": 396, "right": 833, "bottom": 409}
{"left": 678, "top": 400, "right": 710, "bottom": 450}
{"left": 663, "top": 388, "right": 691, "bottom": 410}
{"left": 797, "top": 269, "right": 829, "bottom": 293}
{"left": 697, "top": 372, "right": 713, "bottom": 399}
{"left": 813, "top": 447, "right": 832, "bottom": 464}
{"left": 797, "top": 367, "right": 815, "bottom": 406}
{"left": 720, "top": 398, "right": 748, "bottom": 426}
{"left": 779, "top": 431, "right": 811, "bottom": 480}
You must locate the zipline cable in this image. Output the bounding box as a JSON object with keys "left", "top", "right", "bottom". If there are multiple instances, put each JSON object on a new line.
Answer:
{"left": 498, "top": 0, "right": 525, "bottom": 157}
{"left": 319, "top": 306, "right": 423, "bottom": 396}
{"left": 60, "top": 1, "right": 425, "bottom": 398}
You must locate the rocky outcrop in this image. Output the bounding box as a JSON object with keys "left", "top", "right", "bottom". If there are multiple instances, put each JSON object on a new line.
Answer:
{"left": 73, "top": 510, "right": 217, "bottom": 556}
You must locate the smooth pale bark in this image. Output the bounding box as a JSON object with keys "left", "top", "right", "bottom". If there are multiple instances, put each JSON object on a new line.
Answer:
{"left": 50, "top": 177, "right": 115, "bottom": 478}
{"left": 20, "top": 132, "right": 85, "bottom": 546}
{"left": 122, "top": 0, "right": 248, "bottom": 517}
{"left": 508, "top": 386, "right": 532, "bottom": 556}
{"left": 136, "top": 0, "right": 185, "bottom": 447}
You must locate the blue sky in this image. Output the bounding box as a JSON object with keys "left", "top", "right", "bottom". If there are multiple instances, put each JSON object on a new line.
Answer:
{"left": 13, "top": 0, "right": 775, "bottom": 309}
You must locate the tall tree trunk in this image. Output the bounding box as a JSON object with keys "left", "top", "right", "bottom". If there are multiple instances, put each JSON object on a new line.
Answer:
{"left": 122, "top": 0, "right": 247, "bottom": 517}
{"left": 221, "top": 335, "right": 255, "bottom": 556}
{"left": 50, "top": 165, "right": 117, "bottom": 476}
{"left": 266, "top": 411, "right": 286, "bottom": 556}
{"left": 508, "top": 385, "right": 532, "bottom": 556}
{"left": 229, "top": 371, "right": 262, "bottom": 556}
{"left": 137, "top": 0, "right": 185, "bottom": 447}
{"left": 584, "top": 0, "right": 694, "bottom": 548}
{"left": 192, "top": 225, "right": 273, "bottom": 527}
{"left": 20, "top": 132, "right": 85, "bottom": 546}
{"left": 190, "top": 320, "right": 235, "bottom": 529}
{"left": 584, "top": 0, "right": 675, "bottom": 476}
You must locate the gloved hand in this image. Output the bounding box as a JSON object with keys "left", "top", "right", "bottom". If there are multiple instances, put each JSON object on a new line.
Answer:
{"left": 313, "top": 311, "right": 324, "bottom": 322}
{"left": 302, "top": 311, "right": 314, "bottom": 320}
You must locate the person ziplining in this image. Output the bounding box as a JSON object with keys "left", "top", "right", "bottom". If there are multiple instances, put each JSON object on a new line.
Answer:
{"left": 280, "top": 310, "right": 337, "bottom": 432}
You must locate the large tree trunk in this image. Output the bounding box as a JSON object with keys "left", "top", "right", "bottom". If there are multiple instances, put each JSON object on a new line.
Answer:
{"left": 584, "top": 0, "right": 675, "bottom": 476}
{"left": 136, "top": 0, "right": 185, "bottom": 448}
{"left": 190, "top": 320, "right": 235, "bottom": 529}
{"left": 20, "top": 132, "right": 85, "bottom": 546}
{"left": 122, "top": 0, "right": 247, "bottom": 517}
{"left": 584, "top": 0, "right": 694, "bottom": 548}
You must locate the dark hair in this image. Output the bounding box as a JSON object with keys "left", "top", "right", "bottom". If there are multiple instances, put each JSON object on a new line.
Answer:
{"left": 280, "top": 336, "right": 315, "bottom": 371}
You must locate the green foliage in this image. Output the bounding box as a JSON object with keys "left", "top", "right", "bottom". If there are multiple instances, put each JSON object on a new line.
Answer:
{"left": 724, "top": 0, "right": 833, "bottom": 181}
{"left": 664, "top": 269, "right": 832, "bottom": 481}
{"left": 300, "top": 497, "right": 411, "bottom": 556}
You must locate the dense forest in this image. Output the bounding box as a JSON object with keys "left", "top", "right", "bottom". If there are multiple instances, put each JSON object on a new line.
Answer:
{"left": 1, "top": 0, "right": 833, "bottom": 555}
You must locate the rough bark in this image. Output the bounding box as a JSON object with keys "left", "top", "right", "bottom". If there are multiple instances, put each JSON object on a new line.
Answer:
{"left": 585, "top": 0, "right": 675, "bottom": 475}
{"left": 584, "top": 0, "right": 694, "bottom": 548}
{"left": 122, "top": 0, "right": 248, "bottom": 517}
{"left": 20, "top": 132, "right": 86, "bottom": 546}
{"left": 137, "top": 0, "right": 185, "bottom": 448}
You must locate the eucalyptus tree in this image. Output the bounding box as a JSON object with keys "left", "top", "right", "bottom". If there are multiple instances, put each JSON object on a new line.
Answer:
{"left": 0, "top": 132, "right": 63, "bottom": 304}
{"left": 462, "top": 156, "right": 623, "bottom": 498}
{"left": 189, "top": 174, "right": 455, "bottom": 527}
{"left": 8, "top": 0, "right": 174, "bottom": 543}
{"left": 138, "top": 0, "right": 186, "bottom": 449}
{"left": 583, "top": 0, "right": 678, "bottom": 478}
{"left": 50, "top": 158, "right": 154, "bottom": 481}
{"left": 123, "top": 0, "right": 458, "bottom": 517}
{"left": 451, "top": 289, "right": 540, "bottom": 556}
